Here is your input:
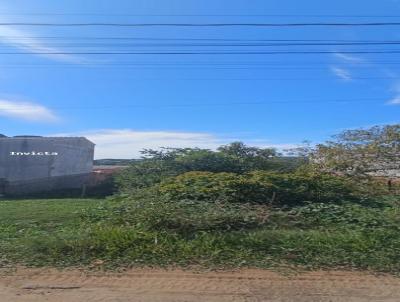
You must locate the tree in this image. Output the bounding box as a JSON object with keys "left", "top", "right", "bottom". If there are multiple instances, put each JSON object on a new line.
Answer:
{"left": 115, "top": 142, "right": 302, "bottom": 192}
{"left": 312, "top": 124, "right": 400, "bottom": 177}
{"left": 218, "top": 142, "right": 285, "bottom": 171}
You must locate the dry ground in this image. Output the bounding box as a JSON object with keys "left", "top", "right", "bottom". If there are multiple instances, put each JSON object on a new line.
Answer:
{"left": 0, "top": 268, "right": 400, "bottom": 302}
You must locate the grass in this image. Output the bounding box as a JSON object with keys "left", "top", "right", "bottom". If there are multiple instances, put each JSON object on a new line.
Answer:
{"left": 0, "top": 198, "right": 106, "bottom": 267}
{"left": 1, "top": 196, "right": 400, "bottom": 273}
{"left": 0, "top": 198, "right": 103, "bottom": 227}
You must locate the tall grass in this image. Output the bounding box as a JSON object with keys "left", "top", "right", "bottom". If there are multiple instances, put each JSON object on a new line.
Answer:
{"left": 1, "top": 197, "right": 400, "bottom": 273}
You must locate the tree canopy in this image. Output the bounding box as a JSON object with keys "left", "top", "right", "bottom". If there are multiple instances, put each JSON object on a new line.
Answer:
{"left": 313, "top": 124, "right": 400, "bottom": 177}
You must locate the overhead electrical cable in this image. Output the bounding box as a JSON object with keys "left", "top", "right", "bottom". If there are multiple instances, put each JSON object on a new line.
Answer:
{"left": 1, "top": 13, "right": 400, "bottom": 17}
{"left": 3, "top": 37, "right": 400, "bottom": 43}
{"left": 2, "top": 22, "right": 400, "bottom": 27}
{"left": 1, "top": 50, "right": 400, "bottom": 55}
{"left": 1, "top": 13, "right": 400, "bottom": 18}
{"left": 0, "top": 97, "right": 390, "bottom": 112}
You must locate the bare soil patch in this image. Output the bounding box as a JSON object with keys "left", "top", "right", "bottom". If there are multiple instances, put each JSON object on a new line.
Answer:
{"left": 0, "top": 268, "right": 399, "bottom": 301}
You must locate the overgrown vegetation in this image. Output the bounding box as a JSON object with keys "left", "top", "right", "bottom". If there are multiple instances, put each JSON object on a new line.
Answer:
{"left": 1, "top": 197, "right": 400, "bottom": 272}
{"left": 1, "top": 125, "right": 399, "bottom": 273}
{"left": 311, "top": 124, "right": 400, "bottom": 177}
{"left": 157, "top": 170, "right": 361, "bottom": 206}
{"left": 115, "top": 142, "right": 304, "bottom": 193}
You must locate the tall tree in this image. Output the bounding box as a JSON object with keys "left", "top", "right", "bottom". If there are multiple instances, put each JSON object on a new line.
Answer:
{"left": 313, "top": 124, "right": 400, "bottom": 177}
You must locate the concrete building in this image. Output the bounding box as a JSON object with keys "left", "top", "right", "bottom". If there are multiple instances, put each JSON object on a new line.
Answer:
{"left": 0, "top": 136, "right": 95, "bottom": 195}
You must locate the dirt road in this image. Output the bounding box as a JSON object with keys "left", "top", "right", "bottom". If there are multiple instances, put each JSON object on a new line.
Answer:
{"left": 0, "top": 268, "right": 399, "bottom": 302}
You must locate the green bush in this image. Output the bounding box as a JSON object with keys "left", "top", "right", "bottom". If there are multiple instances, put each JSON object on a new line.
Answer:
{"left": 114, "top": 143, "right": 304, "bottom": 193}
{"left": 157, "top": 170, "right": 360, "bottom": 206}
{"left": 3, "top": 197, "right": 400, "bottom": 272}
{"left": 288, "top": 202, "right": 400, "bottom": 230}
{"left": 114, "top": 149, "right": 244, "bottom": 194}
{"left": 248, "top": 170, "right": 360, "bottom": 205}
{"left": 84, "top": 194, "right": 270, "bottom": 234}
{"left": 115, "top": 160, "right": 183, "bottom": 193}
{"left": 158, "top": 171, "right": 276, "bottom": 204}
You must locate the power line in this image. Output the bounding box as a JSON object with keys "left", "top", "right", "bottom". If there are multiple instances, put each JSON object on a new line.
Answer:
{"left": 0, "top": 62, "right": 392, "bottom": 70}
{"left": 0, "top": 65, "right": 384, "bottom": 70}
{"left": 2, "top": 36, "right": 400, "bottom": 49}
{"left": 2, "top": 37, "right": 400, "bottom": 43}
{"left": 0, "top": 97, "right": 390, "bottom": 112}
{"left": 0, "top": 13, "right": 399, "bottom": 18}
{"left": 5, "top": 60, "right": 400, "bottom": 66}
{"left": 0, "top": 76, "right": 394, "bottom": 80}
{"left": 0, "top": 61, "right": 393, "bottom": 66}
{"left": 1, "top": 50, "right": 400, "bottom": 55}
{"left": 5, "top": 38, "right": 400, "bottom": 48}
{"left": 2, "top": 22, "right": 400, "bottom": 27}
{"left": 3, "top": 42, "right": 400, "bottom": 47}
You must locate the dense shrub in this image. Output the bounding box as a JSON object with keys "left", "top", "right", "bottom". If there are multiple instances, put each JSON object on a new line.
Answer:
{"left": 157, "top": 170, "right": 361, "bottom": 206}
{"left": 114, "top": 151, "right": 243, "bottom": 194}
{"left": 86, "top": 177, "right": 117, "bottom": 197}
{"left": 115, "top": 160, "right": 183, "bottom": 193}
{"left": 158, "top": 171, "right": 276, "bottom": 204}
{"left": 81, "top": 194, "right": 270, "bottom": 234}
{"left": 288, "top": 202, "right": 400, "bottom": 230}
{"left": 115, "top": 143, "right": 304, "bottom": 193}
{"left": 174, "top": 150, "right": 245, "bottom": 173}
{"left": 248, "top": 170, "right": 361, "bottom": 205}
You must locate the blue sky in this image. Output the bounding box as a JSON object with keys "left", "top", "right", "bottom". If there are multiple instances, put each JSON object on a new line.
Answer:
{"left": 0, "top": 0, "right": 399, "bottom": 158}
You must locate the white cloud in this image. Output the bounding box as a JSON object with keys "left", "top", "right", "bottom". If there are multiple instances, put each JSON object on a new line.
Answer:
{"left": 333, "top": 52, "right": 364, "bottom": 64}
{"left": 54, "top": 129, "right": 299, "bottom": 159}
{"left": 63, "top": 129, "right": 225, "bottom": 159}
{"left": 387, "top": 81, "right": 400, "bottom": 105}
{"left": 0, "top": 25, "right": 83, "bottom": 63}
{"left": 330, "top": 52, "right": 365, "bottom": 82}
{"left": 0, "top": 99, "right": 58, "bottom": 122}
{"left": 388, "top": 96, "right": 400, "bottom": 105}
{"left": 330, "top": 66, "right": 352, "bottom": 81}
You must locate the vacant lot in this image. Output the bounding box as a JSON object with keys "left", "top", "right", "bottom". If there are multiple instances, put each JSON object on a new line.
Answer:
{"left": 1, "top": 198, "right": 400, "bottom": 301}
{"left": 1, "top": 197, "right": 400, "bottom": 273}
